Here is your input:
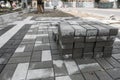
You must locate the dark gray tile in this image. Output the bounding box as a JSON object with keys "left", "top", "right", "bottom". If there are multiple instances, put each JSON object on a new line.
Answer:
{"left": 0, "top": 68, "right": 16, "bottom": 80}
{"left": 0, "top": 65, "right": 5, "bottom": 72}
{"left": 112, "top": 54, "right": 120, "bottom": 60}
{"left": 51, "top": 50, "right": 60, "bottom": 55}
{"left": 31, "top": 51, "right": 42, "bottom": 62}
{"left": 96, "top": 58, "right": 113, "bottom": 69}
{"left": 83, "top": 72, "right": 99, "bottom": 80}
{"left": 8, "top": 57, "right": 30, "bottom": 63}
{"left": 106, "top": 57, "right": 120, "bottom": 68}
{"left": 106, "top": 68, "right": 120, "bottom": 79}
{"left": 3, "top": 63, "right": 18, "bottom": 70}
{"left": 76, "top": 59, "right": 102, "bottom": 73}
{"left": 53, "top": 60, "right": 68, "bottom": 76}
{"left": 52, "top": 55, "right": 63, "bottom": 60}
{"left": 12, "top": 52, "right": 32, "bottom": 57}
{"left": 24, "top": 44, "right": 34, "bottom": 52}
{"left": 95, "top": 70, "right": 113, "bottom": 80}
{"left": 70, "top": 74, "right": 85, "bottom": 80}
{"left": 29, "top": 61, "right": 53, "bottom": 69}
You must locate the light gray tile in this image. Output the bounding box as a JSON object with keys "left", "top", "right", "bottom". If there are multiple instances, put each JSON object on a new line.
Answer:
{"left": 56, "top": 76, "right": 71, "bottom": 80}
{"left": 53, "top": 60, "right": 68, "bottom": 76}
{"left": 42, "top": 50, "right": 52, "bottom": 61}
{"left": 64, "top": 60, "right": 80, "bottom": 75}
{"left": 11, "top": 63, "right": 29, "bottom": 80}
{"left": 27, "top": 68, "right": 54, "bottom": 80}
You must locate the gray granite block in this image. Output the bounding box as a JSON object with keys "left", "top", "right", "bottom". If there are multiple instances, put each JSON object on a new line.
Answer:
{"left": 59, "top": 22, "right": 74, "bottom": 37}
{"left": 96, "top": 36, "right": 108, "bottom": 41}
{"left": 85, "top": 36, "right": 96, "bottom": 42}
{"left": 73, "top": 48, "right": 83, "bottom": 58}
{"left": 92, "top": 24, "right": 109, "bottom": 36}
{"left": 103, "top": 46, "right": 113, "bottom": 57}
{"left": 74, "top": 42, "right": 84, "bottom": 48}
{"left": 104, "top": 46, "right": 113, "bottom": 52}
{"left": 60, "top": 49, "right": 73, "bottom": 55}
{"left": 93, "top": 52, "right": 103, "bottom": 58}
{"left": 96, "top": 58, "right": 113, "bottom": 69}
{"left": 83, "top": 52, "right": 93, "bottom": 58}
{"left": 84, "top": 47, "right": 93, "bottom": 53}
{"left": 83, "top": 72, "right": 99, "bottom": 80}
{"left": 95, "top": 42, "right": 106, "bottom": 47}
{"left": 105, "top": 41, "right": 114, "bottom": 46}
{"left": 94, "top": 47, "right": 103, "bottom": 52}
{"left": 106, "top": 68, "right": 120, "bottom": 79}
{"left": 71, "top": 25, "right": 86, "bottom": 37}
{"left": 107, "top": 36, "right": 116, "bottom": 41}
{"left": 85, "top": 42, "right": 95, "bottom": 48}
{"left": 95, "top": 70, "right": 113, "bottom": 80}
{"left": 59, "top": 41, "right": 73, "bottom": 49}
{"left": 81, "top": 24, "right": 97, "bottom": 36}
{"left": 74, "top": 37, "right": 85, "bottom": 42}
{"left": 60, "top": 37, "right": 74, "bottom": 43}
{"left": 102, "top": 24, "right": 118, "bottom": 36}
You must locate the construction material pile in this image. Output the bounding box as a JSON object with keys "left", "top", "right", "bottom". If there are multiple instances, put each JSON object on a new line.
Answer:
{"left": 54, "top": 20, "right": 118, "bottom": 58}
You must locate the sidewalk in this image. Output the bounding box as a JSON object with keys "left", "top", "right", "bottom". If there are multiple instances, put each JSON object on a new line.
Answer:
{"left": 58, "top": 8, "right": 120, "bottom": 20}
{"left": 0, "top": 10, "right": 120, "bottom": 80}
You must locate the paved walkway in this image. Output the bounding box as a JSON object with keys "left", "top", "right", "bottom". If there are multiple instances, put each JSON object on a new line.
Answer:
{"left": 0, "top": 14, "right": 120, "bottom": 80}
{"left": 59, "top": 8, "right": 120, "bottom": 19}
{"left": 22, "top": 9, "right": 74, "bottom": 17}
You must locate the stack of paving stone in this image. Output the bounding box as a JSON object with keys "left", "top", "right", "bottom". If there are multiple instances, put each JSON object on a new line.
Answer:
{"left": 54, "top": 21, "right": 118, "bottom": 58}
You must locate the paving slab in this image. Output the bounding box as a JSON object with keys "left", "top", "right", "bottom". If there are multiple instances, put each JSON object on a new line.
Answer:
{"left": 95, "top": 70, "right": 113, "bottom": 80}
{"left": 0, "top": 16, "right": 120, "bottom": 80}
{"left": 29, "top": 61, "right": 53, "bottom": 69}
{"left": 27, "top": 68, "right": 54, "bottom": 80}
{"left": 70, "top": 74, "right": 85, "bottom": 80}
{"left": 64, "top": 60, "right": 80, "bottom": 75}
{"left": 106, "top": 68, "right": 120, "bottom": 79}
{"left": 83, "top": 72, "right": 99, "bottom": 80}
{"left": 53, "top": 60, "right": 68, "bottom": 76}
{"left": 76, "top": 59, "right": 102, "bottom": 72}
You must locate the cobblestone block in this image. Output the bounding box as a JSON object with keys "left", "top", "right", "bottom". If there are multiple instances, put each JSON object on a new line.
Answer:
{"left": 72, "top": 48, "right": 83, "bottom": 58}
